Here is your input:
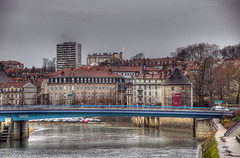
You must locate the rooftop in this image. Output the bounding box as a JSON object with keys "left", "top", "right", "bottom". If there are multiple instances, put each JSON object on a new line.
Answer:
{"left": 163, "top": 68, "right": 191, "bottom": 85}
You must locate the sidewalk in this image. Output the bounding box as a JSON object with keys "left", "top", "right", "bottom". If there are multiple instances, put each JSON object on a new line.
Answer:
{"left": 214, "top": 119, "right": 240, "bottom": 157}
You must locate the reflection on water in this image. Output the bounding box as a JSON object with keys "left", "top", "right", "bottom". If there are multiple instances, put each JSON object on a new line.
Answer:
{"left": 0, "top": 125, "right": 198, "bottom": 158}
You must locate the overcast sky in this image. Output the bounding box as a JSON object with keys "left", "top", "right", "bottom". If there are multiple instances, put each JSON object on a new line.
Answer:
{"left": 0, "top": 0, "right": 240, "bottom": 68}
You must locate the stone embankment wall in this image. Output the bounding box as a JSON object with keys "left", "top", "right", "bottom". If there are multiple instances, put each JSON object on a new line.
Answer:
{"left": 132, "top": 117, "right": 216, "bottom": 141}
{"left": 132, "top": 117, "right": 193, "bottom": 128}
{"left": 196, "top": 119, "right": 216, "bottom": 141}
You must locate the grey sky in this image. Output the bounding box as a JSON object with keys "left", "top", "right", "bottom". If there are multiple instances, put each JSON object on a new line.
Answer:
{"left": 0, "top": 0, "right": 240, "bottom": 68}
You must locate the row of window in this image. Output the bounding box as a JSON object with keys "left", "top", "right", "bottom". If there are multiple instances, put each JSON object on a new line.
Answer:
{"left": 133, "top": 85, "right": 160, "bottom": 90}
{"left": 133, "top": 91, "right": 158, "bottom": 96}
{"left": 133, "top": 97, "right": 158, "bottom": 103}
{"left": 50, "top": 85, "right": 116, "bottom": 91}
{"left": 0, "top": 93, "right": 22, "bottom": 99}
{"left": 51, "top": 91, "right": 115, "bottom": 99}
{"left": 129, "top": 60, "right": 175, "bottom": 67}
{"left": 133, "top": 79, "right": 163, "bottom": 83}
{"left": 49, "top": 77, "right": 124, "bottom": 84}
{"left": 2, "top": 88, "right": 23, "bottom": 92}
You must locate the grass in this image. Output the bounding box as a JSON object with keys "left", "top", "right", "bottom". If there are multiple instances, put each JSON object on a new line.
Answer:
{"left": 202, "top": 135, "right": 219, "bottom": 158}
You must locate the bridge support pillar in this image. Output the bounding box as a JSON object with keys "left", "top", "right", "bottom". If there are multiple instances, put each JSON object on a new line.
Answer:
{"left": 150, "top": 117, "right": 155, "bottom": 128}
{"left": 195, "top": 118, "right": 214, "bottom": 141}
{"left": 155, "top": 117, "right": 160, "bottom": 129}
{"left": 144, "top": 117, "right": 150, "bottom": 128}
{"left": 0, "top": 119, "right": 29, "bottom": 141}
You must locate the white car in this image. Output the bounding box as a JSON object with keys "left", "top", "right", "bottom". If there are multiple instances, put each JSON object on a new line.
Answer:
{"left": 212, "top": 106, "right": 230, "bottom": 112}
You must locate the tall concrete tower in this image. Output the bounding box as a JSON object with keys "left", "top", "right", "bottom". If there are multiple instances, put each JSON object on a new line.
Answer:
{"left": 56, "top": 42, "right": 81, "bottom": 71}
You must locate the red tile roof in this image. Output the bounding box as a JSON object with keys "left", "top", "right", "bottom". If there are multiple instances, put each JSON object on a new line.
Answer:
{"left": 110, "top": 66, "right": 156, "bottom": 72}
{"left": 3, "top": 82, "right": 27, "bottom": 88}
{"left": 46, "top": 66, "right": 124, "bottom": 78}
{"left": 134, "top": 73, "right": 167, "bottom": 79}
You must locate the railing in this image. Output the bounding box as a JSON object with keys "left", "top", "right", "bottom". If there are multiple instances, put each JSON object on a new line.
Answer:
{"left": 213, "top": 121, "right": 218, "bottom": 130}
{"left": 225, "top": 118, "right": 240, "bottom": 136}
{"left": 0, "top": 104, "right": 229, "bottom": 112}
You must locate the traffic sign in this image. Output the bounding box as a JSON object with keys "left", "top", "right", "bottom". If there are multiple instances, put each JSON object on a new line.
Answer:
{"left": 214, "top": 100, "right": 222, "bottom": 104}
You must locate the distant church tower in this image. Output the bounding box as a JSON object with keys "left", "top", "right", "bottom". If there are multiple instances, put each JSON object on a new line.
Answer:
{"left": 162, "top": 68, "right": 193, "bottom": 107}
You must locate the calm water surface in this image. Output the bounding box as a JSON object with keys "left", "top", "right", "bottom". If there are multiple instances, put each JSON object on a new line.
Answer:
{"left": 0, "top": 125, "right": 198, "bottom": 158}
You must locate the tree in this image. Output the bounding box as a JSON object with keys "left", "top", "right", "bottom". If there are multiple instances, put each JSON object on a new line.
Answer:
{"left": 220, "top": 43, "right": 240, "bottom": 60}
{"left": 171, "top": 43, "right": 220, "bottom": 61}
{"left": 172, "top": 43, "right": 220, "bottom": 106}
{"left": 130, "top": 52, "right": 145, "bottom": 61}
{"left": 0, "top": 62, "right": 4, "bottom": 72}
{"left": 42, "top": 58, "right": 56, "bottom": 72}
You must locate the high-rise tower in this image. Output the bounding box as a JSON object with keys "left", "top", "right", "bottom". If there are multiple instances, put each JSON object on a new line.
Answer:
{"left": 56, "top": 42, "right": 81, "bottom": 71}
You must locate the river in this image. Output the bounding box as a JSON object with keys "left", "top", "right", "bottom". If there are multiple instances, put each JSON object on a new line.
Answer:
{"left": 0, "top": 124, "right": 198, "bottom": 158}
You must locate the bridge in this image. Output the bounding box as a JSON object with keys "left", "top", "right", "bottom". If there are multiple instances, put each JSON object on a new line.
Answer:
{"left": 0, "top": 104, "right": 232, "bottom": 121}
{"left": 0, "top": 105, "right": 233, "bottom": 141}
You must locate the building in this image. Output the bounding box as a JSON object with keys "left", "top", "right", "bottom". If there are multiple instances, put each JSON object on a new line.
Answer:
{"left": 162, "top": 68, "right": 192, "bottom": 106}
{"left": 56, "top": 42, "right": 82, "bottom": 71}
{"left": 131, "top": 72, "right": 165, "bottom": 105}
{"left": 44, "top": 66, "right": 125, "bottom": 105}
{"left": 0, "top": 82, "right": 37, "bottom": 105}
{"left": 0, "top": 60, "right": 24, "bottom": 71}
{"left": 87, "top": 52, "right": 122, "bottom": 66}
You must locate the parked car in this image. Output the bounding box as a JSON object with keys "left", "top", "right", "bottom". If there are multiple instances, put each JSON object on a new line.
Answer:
{"left": 211, "top": 106, "right": 230, "bottom": 112}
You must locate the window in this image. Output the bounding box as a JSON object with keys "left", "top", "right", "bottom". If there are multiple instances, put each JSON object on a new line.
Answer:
{"left": 182, "top": 86, "right": 184, "bottom": 90}
{"left": 59, "top": 93, "right": 62, "bottom": 98}
{"left": 55, "top": 86, "right": 57, "bottom": 90}
{"left": 60, "top": 86, "right": 62, "bottom": 90}
{"left": 51, "top": 86, "right": 53, "bottom": 91}
{"left": 155, "top": 85, "right": 157, "bottom": 89}
{"left": 133, "top": 91, "right": 136, "bottom": 96}
{"left": 149, "top": 85, "right": 151, "bottom": 90}
{"left": 155, "top": 91, "right": 158, "bottom": 95}
{"left": 149, "top": 91, "right": 151, "bottom": 96}
{"left": 64, "top": 93, "right": 66, "bottom": 98}
{"left": 172, "top": 87, "right": 174, "bottom": 91}
{"left": 55, "top": 93, "right": 58, "bottom": 98}
{"left": 144, "top": 85, "right": 146, "bottom": 90}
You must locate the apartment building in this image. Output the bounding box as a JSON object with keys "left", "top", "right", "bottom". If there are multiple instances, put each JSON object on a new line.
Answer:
{"left": 56, "top": 42, "right": 82, "bottom": 71}
{"left": 132, "top": 72, "right": 165, "bottom": 105}
{"left": 87, "top": 52, "right": 122, "bottom": 66}
{"left": 0, "top": 82, "right": 37, "bottom": 105}
{"left": 45, "top": 66, "right": 125, "bottom": 105}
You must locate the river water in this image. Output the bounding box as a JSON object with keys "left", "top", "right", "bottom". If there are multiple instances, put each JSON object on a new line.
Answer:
{"left": 0, "top": 124, "right": 198, "bottom": 158}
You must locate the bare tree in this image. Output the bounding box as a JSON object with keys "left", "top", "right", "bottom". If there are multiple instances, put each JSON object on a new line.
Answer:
{"left": 220, "top": 43, "right": 240, "bottom": 60}
{"left": 171, "top": 43, "right": 220, "bottom": 61}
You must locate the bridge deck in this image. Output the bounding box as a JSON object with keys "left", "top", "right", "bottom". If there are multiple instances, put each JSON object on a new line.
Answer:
{"left": 0, "top": 107, "right": 232, "bottom": 121}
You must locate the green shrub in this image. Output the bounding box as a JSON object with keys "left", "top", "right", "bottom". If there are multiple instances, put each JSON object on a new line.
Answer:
{"left": 224, "top": 119, "right": 230, "bottom": 123}
{"left": 232, "top": 116, "right": 240, "bottom": 122}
